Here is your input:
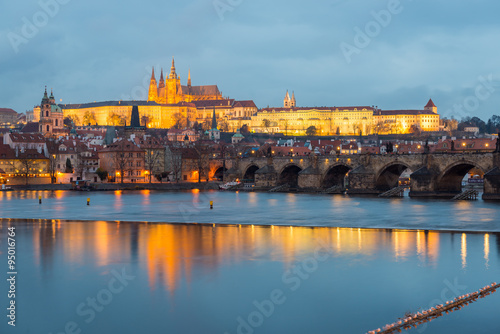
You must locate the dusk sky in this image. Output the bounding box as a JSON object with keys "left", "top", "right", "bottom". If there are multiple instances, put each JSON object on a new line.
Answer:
{"left": 1, "top": 0, "right": 499, "bottom": 121}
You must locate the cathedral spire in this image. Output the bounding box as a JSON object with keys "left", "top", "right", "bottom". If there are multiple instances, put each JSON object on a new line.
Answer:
{"left": 159, "top": 68, "right": 165, "bottom": 87}
{"left": 187, "top": 69, "right": 191, "bottom": 87}
{"left": 169, "top": 56, "right": 177, "bottom": 79}
{"left": 212, "top": 107, "right": 217, "bottom": 130}
{"left": 148, "top": 67, "right": 158, "bottom": 102}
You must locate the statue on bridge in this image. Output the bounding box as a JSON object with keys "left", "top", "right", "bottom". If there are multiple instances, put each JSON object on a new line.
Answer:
{"left": 424, "top": 139, "right": 430, "bottom": 154}
{"left": 495, "top": 134, "right": 500, "bottom": 153}
{"left": 451, "top": 140, "right": 455, "bottom": 151}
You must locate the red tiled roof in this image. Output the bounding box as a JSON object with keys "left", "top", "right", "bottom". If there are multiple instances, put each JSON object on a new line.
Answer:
{"left": 0, "top": 108, "right": 17, "bottom": 115}
{"left": 261, "top": 106, "right": 374, "bottom": 112}
{"left": 376, "top": 110, "right": 437, "bottom": 116}
{"left": 234, "top": 100, "right": 257, "bottom": 108}
{"left": 8, "top": 133, "right": 45, "bottom": 143}
{"left": 425, "top": 99, "right": 436, "bottom": 108}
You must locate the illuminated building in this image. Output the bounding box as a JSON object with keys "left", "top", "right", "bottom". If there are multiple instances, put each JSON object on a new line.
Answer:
{"left": 147, "top": 57, "right": 222, "bottom": 104}
{"left": 39, "top": 88, "right": 64, "bottom": 136}
{"left": 251, "top": 94, "right": 440, "bottom": 135}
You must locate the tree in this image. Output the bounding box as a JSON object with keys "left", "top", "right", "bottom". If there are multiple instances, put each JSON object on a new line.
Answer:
{"left": 15, "top": 155, "right": 40, "bottom": 185}
{"left": 47, "top": 153, "right": 58, "bottom": 184}
{"left": 240, "top": 124, "right": 250, "bottom": 135}
{"left": 192, "top": 141, "right": 210, "bottom": 183}
{"left": 83, "top": 111, "right": 97, "bottom": 126}
{"left": 107, "top": 112, "right": 126, "bottom": 126}
{"left": 172, "top": 112, "right": 187, "bottom": 129}
{"left": 409, "top": 124, "right": 421, "bottom": 136}
{"left": 65, "top": 115, "right": 80, "bottom": 127}
{"left": 143, "top": 146, "right": 162, "bottom": 183}
{"left": 306, "top": 126, "right": 317, "bottom": 136}
{"left": 262, "top": 119, "right": 271, "bottom": 133}
{"left": 96, "top": 168, "right": 108, "bottom": 181}
{"left": 65, "top": 158, "right": 73, "bottom": 173}
{"left": 141, "top": 115, "right": 150, "bottom": 127}
{"left": 219, "top": 118, "right": 229, "bottom": 132}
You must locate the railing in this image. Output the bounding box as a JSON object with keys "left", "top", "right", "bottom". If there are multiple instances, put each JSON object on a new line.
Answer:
{"left": 451, "top": 189, "right": 479, "bottom": 200}
{"left": 322, "top": 185, "right": 343, "bottom": 194}
{"left": 268, "top": 183, "right": 290, "bottom": 192}
{"left": 378, "top": 186, "right": 406, "bottom": 198}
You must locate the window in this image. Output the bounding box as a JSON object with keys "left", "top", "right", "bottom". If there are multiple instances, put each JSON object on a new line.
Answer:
{"left": 136, "top": 161, "right": 141, "bottom": 167}
{"left": 129, "top": 153, "right": 133, "bottom": 158}
{"left": 128, "top": 162, "right": 133, "bottom": 167}
{"left": 183, "top": 175, "right": 187, "bottom": 181}
{"left": 137, "top": 153, "right": 141, "bottom": 158}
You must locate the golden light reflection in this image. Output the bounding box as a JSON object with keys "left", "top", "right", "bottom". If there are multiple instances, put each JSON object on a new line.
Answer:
{"left": 484, "top": 233, "right": 490, "bottom": 269}
{"left": 25, "top": 220, "right": 450, "bottom": 294}
{"left": 461, "top": 233, "right": 467, "bottom": 269}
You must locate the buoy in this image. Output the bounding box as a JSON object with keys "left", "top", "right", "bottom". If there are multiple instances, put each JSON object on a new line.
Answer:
{"left": 210, "top": 201, "right": 213, "bottom": 209}
{"left": 39, "top": 195, "right": 42, "bottom": 204}
{"left": 87, "top": 197, "right": 90, "bottom": 206}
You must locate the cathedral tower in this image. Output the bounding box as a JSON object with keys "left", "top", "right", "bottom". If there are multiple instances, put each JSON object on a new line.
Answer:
{"left": 39, "top": 87, "right": 64, "bottom": 136}
{"left": 148, "top": 68, "right": 158, "bottom": 102}
{"left": 284, "top": 90, "right": 296, "bottom": 108}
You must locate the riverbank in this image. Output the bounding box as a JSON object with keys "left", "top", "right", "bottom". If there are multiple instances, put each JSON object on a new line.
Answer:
{"left": 5, "top": 182, "right": 220, "bottom": 191}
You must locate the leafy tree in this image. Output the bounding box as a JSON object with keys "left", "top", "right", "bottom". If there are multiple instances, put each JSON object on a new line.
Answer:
{"left": 65, "top": 158, "right": 73, "bottom": 173}
{"left": 240, "top": 124, "right": 250, "bottom": 135}
{"left": 96, "top": 167, "right": 108, "bottom": 181}
{"left": 306, "top": 126, "right": 317, "bottom": 136}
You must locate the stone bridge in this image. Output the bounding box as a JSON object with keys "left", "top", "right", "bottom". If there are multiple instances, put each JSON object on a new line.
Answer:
{"left": 213, "top": 153, "right": 500, "bottom": 199}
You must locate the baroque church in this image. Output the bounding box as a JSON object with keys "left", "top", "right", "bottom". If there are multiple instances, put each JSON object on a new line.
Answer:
{"left": 147, "top": 57, "right": 222, "bottom": 104}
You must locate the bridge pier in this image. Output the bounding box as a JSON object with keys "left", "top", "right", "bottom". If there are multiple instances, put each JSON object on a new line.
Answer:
{"left": 254, "top": 165, "right": 277, "bottom": 188}
{"left": 347, "top": 165, "right": 380, "bottom": 195}
{"left": 298, "top": 166, "right": 322, "bottom": 190}
{"left": 483, "top": 167, "right": 500, "bottom": 200}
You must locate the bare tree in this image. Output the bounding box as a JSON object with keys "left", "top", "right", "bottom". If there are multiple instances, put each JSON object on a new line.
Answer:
{"left": 192, "top": 141, "right": 210, "bottom": 183}
{"left": 165, "top": 142, "right": 183, "bottom": 183}
{"left": 143, "top": 147, "right": 162, "bottom": 183}
{"left": 83, "top": 111, "right": 97, "bottom": 126}
{"left": 16, "top": 157, "right": 38, "bottom": 185}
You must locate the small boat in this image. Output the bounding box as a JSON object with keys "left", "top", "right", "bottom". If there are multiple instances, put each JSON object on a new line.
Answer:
{"left": 219, "top": 181, "right": 241, "bottom": 190}
{"left": 1, "top": 185, "right": 12, "bottom": 191}
{"left": 71, "top": 180, "right": 94, "bottom": 191}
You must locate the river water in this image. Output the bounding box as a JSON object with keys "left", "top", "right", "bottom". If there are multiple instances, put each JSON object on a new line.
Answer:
{"left": 0, "top": 191, "right": 499, "bottom": 333}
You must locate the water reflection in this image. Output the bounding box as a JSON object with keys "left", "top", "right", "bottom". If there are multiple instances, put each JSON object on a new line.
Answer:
{"left": 461, "top": 233, "right": 467, "bottom": 269}
{"left": 484, "top": 233, "right": 490, "bottom": 269}
{"left": 6, "top": 219, "right": 497, "bottom": 294}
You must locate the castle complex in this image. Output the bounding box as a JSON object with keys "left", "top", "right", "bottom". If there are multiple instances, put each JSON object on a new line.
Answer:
{"left": 32, "top": 58, "right": 440, "bottom": 136}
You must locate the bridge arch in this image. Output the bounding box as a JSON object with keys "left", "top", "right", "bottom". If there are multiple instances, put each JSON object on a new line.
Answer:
{"left": 212, "top": 166, "right": 226, "bottom": 181}
{"left": 436, "top": 160, "right": 485, "bottom": 193}
{"left": 243, "top": 165, "right": 260, "bottom": 182}
{"left": 322, "top": 164, "right": 351, "bottom": 189}
{"left": 278, "top": 164, "right": 303, "bottom": 186}
{"left": 375, "top": 162, "right": 412, "bottom": 191}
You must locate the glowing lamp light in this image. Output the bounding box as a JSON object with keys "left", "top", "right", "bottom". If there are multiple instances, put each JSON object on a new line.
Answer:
{"left": 462, "top": 143, "right": 466, "bottom": 146}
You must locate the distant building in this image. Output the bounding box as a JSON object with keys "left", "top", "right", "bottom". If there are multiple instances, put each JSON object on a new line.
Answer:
{"left": 283, "top": 90, "right": 296, "bottom": 108}
{"left": 39, "top": 88, "right": 64, "bottom": 136}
